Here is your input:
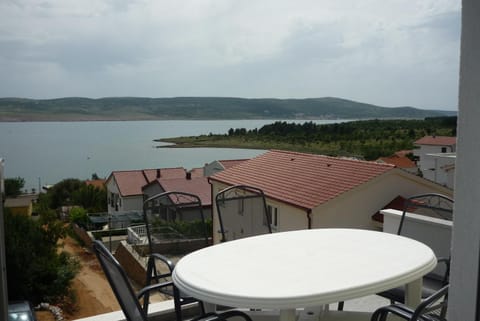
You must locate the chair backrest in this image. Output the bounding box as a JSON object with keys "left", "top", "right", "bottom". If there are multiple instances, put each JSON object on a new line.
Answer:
{"left": 92, "top": 240, "right": 147, "bottom": 321}
{"left": 412, "top": 284, "right": 449, "bottom": 321}
{"left": 398, "top": 193, "right": 454, "bottom": 235}
{"left": 215, "top": 185, "right": 272, "bottom": 242}
{"left": 398, "top": 193, "right": 453, "bottom": 280}
{"left": 143, "top": 191, "right": 210, "bottom": 254}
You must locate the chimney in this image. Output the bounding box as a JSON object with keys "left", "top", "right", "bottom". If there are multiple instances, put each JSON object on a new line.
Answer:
{"left": 186, "top": 172, "right": 192, "bottom": 180}
{"left": 156, "top": 169, "right": 161, "bottom": 178}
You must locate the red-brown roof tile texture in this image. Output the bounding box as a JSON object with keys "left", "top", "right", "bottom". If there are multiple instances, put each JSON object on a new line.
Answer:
{"left": 189, "top": 168, "right": 205, "bottom": 178}
{"left": 394, "top": 150, "right": 413, "bottom": 157}
{"left": 414, "top": 136, "right": 456, "bottom": 146}
{"left": 218, "top": 159, "right": 249, "bottom": 169}
{"left": 378, "top": 156, "right": 416, "bottom": 168}
{"left": 113, "top": 168, "right": 186, "bottom": 196}
{"left": 210, "top": 150, "right": 395, "bottom": 211}
{"left": 158, "top": 176, "right": 211, "bottom": 206}
{"left": 85, "top": 179, "right": 106, "bottom": 189}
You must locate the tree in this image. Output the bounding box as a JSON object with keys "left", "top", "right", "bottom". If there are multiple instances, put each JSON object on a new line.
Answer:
{"left": 4, "top": 208, "right": 79, "bottom": 304}
{"left": 47, "top": 178, "right": 84, "bottom": 209}
{"left": 72, "top": 184, "right": 107, "bottom": 212}
{"left": 4, "top": 177, "right": 25, "bottom": 197}
{"left": 69, "top": 207, "right": 88, "bottom": 228}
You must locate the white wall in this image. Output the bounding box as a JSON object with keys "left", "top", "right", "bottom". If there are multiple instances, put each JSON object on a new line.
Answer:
{"left": 142, "top": 183, "right": 165, "bottom": 200}
{"left": 382, "top": 209, "right": 452, "bottom": 278}
{"left": 105, "top": 177, "right": 143, "bottom": 214}
{"left": 448, "top": 0, "right": 480, "bottom": 318}
{"left": 415, "top": 145, "right": 455, "bottom": 181}
{"left": 105, "top": 177, "right": 120, "bottom": 214}
{"left": 211, "top": 182, "right": 310, "bottom": 243}
{"left": 311, "top": 170, "right": 453, "bottom": 230}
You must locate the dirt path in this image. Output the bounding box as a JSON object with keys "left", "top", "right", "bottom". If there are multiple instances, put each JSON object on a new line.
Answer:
{"left": 62, "top": 237, "right": 120, "bottom": 320}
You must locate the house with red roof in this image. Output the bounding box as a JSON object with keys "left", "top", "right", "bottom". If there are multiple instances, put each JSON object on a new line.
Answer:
{"left": 85, "top": 179, "right": 106, "bottom": 189}
{"left": 105, "top": 160, "right": 248, "bottom": 217}
{"left": 142, "top": 175, "right": 212, "bottom": 220}
{"left": 413, "top": 135, "right": 456, "bottom": 187}
{"left": 376, "top": 155, "right": 418, "bottom": 174}
{"left": 105, "top": 168, "right": 187, "bottom": 214}
{"left": 209, "top": 150, "right": 452, "bottom": 243}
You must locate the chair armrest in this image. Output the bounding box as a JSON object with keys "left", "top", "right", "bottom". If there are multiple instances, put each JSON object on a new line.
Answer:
{"left": 371, "top": 304, "right": 414, "bottom": 321}
{"left": 146, "top": 253, "right": 175, "bottom": 283}
{"left": 149, "top": 253, "right": 175, "bottom": 272}
{"left": 137, "top": 280, "right": 174, "bottom": 300}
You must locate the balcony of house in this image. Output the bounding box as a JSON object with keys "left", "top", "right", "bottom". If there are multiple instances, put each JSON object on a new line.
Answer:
{"left": 71, "top": 206, "right": 452, "bottom": 321}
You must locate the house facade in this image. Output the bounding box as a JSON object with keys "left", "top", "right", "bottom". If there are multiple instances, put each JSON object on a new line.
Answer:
{"left": 3, "top": 194, "right": 37, "bottom": 217}
{"left": 209, "top": 150, "right": 452, "bottom": 244}
{"left": 142, "top": 175, "right": 213, "bottom": 220}
{"left": 105, "top": 168, "right": 187, "bottom": 215}
{"left": 413, "top": 135, "right": 456, "bottom": 186}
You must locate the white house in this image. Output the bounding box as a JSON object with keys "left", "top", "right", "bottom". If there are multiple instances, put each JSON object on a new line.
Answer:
{"left": 142, "top": 173, "right": 213, "bottom": 220}
{"left": 413, "top": 135, "right": 456, "bottom": 186}
{"left": 209, "top": 150, "right": 453, "bottom": 244}
{"left": 105, "top": 168, "right": 187, "bottom": 215}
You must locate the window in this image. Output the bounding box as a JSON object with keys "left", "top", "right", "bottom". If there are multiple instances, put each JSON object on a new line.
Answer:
{"left": 441, "top": 147, "right": 447, "bottom": 153}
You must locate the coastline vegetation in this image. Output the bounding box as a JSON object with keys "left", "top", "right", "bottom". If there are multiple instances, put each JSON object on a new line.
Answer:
{"left": 158, "top": 117, "right": 457, "bottom": 160}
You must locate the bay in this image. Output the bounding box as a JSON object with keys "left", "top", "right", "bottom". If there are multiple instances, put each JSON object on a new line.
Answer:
{"left": 0, "top": 119, "right": 348, "bottom": 191}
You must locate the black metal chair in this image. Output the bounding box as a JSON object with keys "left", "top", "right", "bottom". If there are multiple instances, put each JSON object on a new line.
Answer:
{"left": 92, "top": 240, "right": 253, "bottom": 321}
{"left": 371, "top": 285, "right": 449, "bottom": 321}
{"left": 215, "top": 185, "right": 272, "bottom": 242}
{"left": 377, "top": 193, "right": 453, "bottom": 304}
{"left": 142, "top": 191, "right": 210, "bottom": 321}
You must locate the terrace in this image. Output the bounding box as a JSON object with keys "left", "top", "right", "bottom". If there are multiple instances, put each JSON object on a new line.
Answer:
{"left": 71, "top": 204, "right": 451, "bottom": 321}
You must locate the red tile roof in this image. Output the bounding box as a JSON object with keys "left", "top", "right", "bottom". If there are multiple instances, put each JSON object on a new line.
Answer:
{"left": 414, "top": 136, "right": 456, "bottom": 146}
{"left": 218, "top": 159, "right": 249, "bottom": 169}
{"left": 377, "top": 156, "right": 416, "bottom": 168}
{"left": 157, "top": 177, "right": 211, "bottom": 206}
{"left": 113, "top": 168, "right": 186, "bottom": 196}
{"left": 189, "top": 167, "right": 205, "bottom": 178}
{"left": 210, "top": 150, "right": 395, "bottom": 211}
{"left": 394, "top": 150, "right": 412, "bottom": 157}
{"left": 85, "top": 179, "right": 106, "bottom": 189}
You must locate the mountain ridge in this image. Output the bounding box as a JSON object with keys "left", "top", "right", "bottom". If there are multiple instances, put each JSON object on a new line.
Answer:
{"left": 0, "top": 96, "right": 456, "bottom": 121}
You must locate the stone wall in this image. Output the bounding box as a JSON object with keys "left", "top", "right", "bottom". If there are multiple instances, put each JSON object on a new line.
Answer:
{"left": 72, "top": 224, "right": 93, "bottom": 247}
{"left": 114, "top": 241, "right": 148, "bottom": 286}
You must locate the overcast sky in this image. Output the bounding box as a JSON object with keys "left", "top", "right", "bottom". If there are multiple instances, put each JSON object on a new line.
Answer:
{"left": 0, "top": 0, "right": 461, "bottom": 110}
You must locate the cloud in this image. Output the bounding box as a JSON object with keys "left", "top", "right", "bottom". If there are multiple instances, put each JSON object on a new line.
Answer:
{"left": 0, "top": 0, "right": 461, "bottom": 109}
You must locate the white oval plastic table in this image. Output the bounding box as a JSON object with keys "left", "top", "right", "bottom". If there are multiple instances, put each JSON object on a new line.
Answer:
{"left": 172, "top": 229, "right": 436, "bottom": 321}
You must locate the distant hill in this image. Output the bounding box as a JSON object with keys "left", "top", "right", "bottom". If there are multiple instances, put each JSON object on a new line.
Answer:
{"left": 0, "top": 97, "right": 456, "bottom": 121}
